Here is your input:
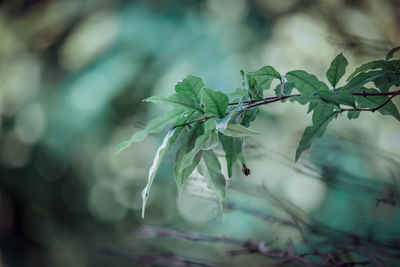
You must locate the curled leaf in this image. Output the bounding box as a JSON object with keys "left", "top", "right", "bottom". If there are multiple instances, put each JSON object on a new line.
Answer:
{"left": 142, "top": 129, "right": 176, "bottom": 218}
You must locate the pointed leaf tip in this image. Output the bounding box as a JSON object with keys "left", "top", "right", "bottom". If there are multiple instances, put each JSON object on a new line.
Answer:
{"left": 114, "top": 109, "right": 184, "bottom": 154}
{"left": 295, "top": 105, "right": 339, "bottom": 161}
{"left": 386, "top": 46, "right": 400, "bottom": 61}
{"left": 141, "top": 129, "right": 176, "bottom": 218}
{"left": 326, "top": 53, "right": 348, "bottom": 88}
{"left": 248, "top": 66, "right": 281, "bottom": 91}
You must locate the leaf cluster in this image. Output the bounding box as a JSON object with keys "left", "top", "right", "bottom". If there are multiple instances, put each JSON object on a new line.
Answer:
{"left": 116, "top": 47, "right": 400, "bottom": 217}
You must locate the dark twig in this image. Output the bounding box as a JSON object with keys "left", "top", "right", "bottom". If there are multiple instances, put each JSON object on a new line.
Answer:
{"left": 98, "top": 245, "right": 213, "bottom": 267}
{"left": 341, "top": 92, "right": 400, "bottom": 113}
{"left": 182, "top": 90, "right": 400, "bottom": 128}
{"left": 138, "top": 226, "right": 316, "bottom": 266}
{"left": 376, "top": 197, "right": 399, "bottom": 207}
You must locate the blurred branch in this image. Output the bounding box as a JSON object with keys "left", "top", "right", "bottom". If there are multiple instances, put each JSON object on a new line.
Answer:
{"left": 98, "top": 245, "right": 213, "bottom": 267}
{"left": 138, "top": 226, "right": 315, "bottom": 266}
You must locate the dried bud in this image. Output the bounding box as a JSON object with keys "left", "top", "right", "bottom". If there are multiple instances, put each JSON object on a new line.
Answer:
{"left": 242, "top": 164, "right": 251, "bottom": 176}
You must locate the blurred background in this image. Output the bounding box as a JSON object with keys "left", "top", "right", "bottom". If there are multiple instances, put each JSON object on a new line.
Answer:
{"left": 1, "top": 0, "right": 400, "bottom": 266}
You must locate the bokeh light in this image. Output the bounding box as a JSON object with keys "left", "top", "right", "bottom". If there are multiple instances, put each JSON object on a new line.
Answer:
{"left": 1, "top": 0, "right": 400, "bottom": 266}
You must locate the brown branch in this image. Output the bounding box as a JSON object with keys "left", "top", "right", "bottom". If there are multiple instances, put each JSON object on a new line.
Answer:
{"left": 243, "top": 94, "right": 296, "bottom": 109}
{"left": 341, "top": 92, "right": 400, "bottom": 113}
{"left": 138, "top": 226, "right": 316, "bottom": 266}
{"left": 98, "top": 245, "right": 213, "bottom": 267}
{"left": 181, "top": 90, "right": 400, "bottom": 128}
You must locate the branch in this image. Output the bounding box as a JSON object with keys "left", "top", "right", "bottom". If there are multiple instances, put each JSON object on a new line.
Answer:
{"left": 182, "top": 90, "right": 400, "bottom": 128}
{"left": 138, "top": 226, "right": 316, "bottom": 266}
{"left": 341, "top": 92, "right": 400, "bottom": 113}
{"left": 138, "top": 226, "right": 243, "bottom": 245}
{"left": 376, "top": 197, "right": 400, "bottom": 207}
{"left": 98, "top": 245, "right": 213, "bottom": 267}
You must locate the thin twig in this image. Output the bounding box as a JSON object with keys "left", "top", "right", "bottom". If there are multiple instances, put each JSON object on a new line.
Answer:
{"left": 182, "top": 90, "right": 400, "bottom": 128}
{"left": 341, "top": 93, "right": 400, "bottom": 113}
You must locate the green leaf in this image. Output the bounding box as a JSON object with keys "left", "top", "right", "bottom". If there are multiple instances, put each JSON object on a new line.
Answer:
{"left": 175, "top": 75, "right": 204, "bottom": 101}
{"left": 168, "top": 111, "right": 201, "bottom": 146}
{"left": 248, "top": 66, "right": 281, "bottom": 91}
{"left": 221, "top": 124, "right": 260, "bottom": 137}
{"left": 386, "top": 46, "right": 400, "bottom": 61}
{"left": 216, "top": 102, "right": 243, "bottom": 132}
{"left": 220, "top": 135, "right": 242, "bottom": 177}
{"left": 354, "top": 88, "right": 400, "bottom": 121}
{"left": 307, "top": 102, "right": 319, "bottom": 113}
{"left": 316, "top": 91, "right": 355, "bottom": 107}
{"left": 326, "top": 53, "right": 348, "bottom": 88}
{"left": 201, "top": 88, "right": 229, "bottom": 119}
{"left": 175, "top": 151, "right": 202, "bottom": 197}
{"left": 115, "top": 109, "right": 184, "bottom": 154}
{"left": 202, "top": 150, "right": 226, "bottom": 203}
{"left": 374, "top": 73, "right": 393, "bottom": 92}
{"left": 273, "top": 82, "right": 295, "bottom": 97}
{"left": 240, "top": 70, "right": 256, "bottom": 91}
{"left": 374, "top": 72, "right": 400, "bottom": 92}
{"left": 346, "top": 60, "right": 387, "bottom": 81}
{"left": 204, "top": 118, "right": 217, "bottom": 132}
{"left": 295, "top": 105, "right": 339, "bottom": 161}
{"left": 244, "top": 73, "right": 263, "bottom": 100}
{"left": 141, "top": 129, "right": 177, "bottom": 218}
{"left": 347, "top": 110, "right": 360, "bottom": 120}
{"left": 179, "top": 130, "right": 219, "bottom": 174}
{"left": 145, "top": 94, "right": 203, "bottom": 113}
{"left": 228, "top": 88, "right": 249, "bottom": 102}
{"left": 286, "top": 70, "right": 329, "bottom": 95}
{"left": 173, "top": 124, "right": 203, "bottom": 196}
{"left": 336, "top": 70, "right": 388, "bottom": 92}
{"left": 240, "top": 108, "right": 260, "bottom": 127}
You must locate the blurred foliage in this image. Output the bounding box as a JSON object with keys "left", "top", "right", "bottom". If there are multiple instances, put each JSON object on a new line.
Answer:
{"left": 1, "top": 0, "right": 400, "bottom": 266}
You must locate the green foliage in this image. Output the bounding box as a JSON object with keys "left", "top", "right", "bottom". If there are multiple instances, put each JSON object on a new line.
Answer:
{"left": 221, "top": 124, "right": 260, "bottom": 137}
{"left": 145, "top": 94, "right": 203, "bottom": 113}
{"left": 295, "top": 104, "right": 339, "bottom": 161}
{"left": 354, "top": 88, "right": 400, "bottom": 121}
{"left": 326, "top": 53, "right": 348, "bottom": 88}
{"left": 173, "top": 124, "right": 203, "bottom": 196}
{"left": 227, "top": 88, "right": 249, "bottom": 102}
{"left": 274, "top": 81, "right": 294, "bottom": 96}
{"left": 247, "top": 66, "right": 281, "bottom": 91}
{"left": 201, "top": 150, "right": 226, "bottom": 204}
{"left": 116, "top": 47, "right": 400, "bottom": 217}
{"left": 316, "top": 91, "right": 355, "bottom": 107}
{"left": 175, "top": 75, "right": 204, "bottom": 101}
{"left": 201, "top": 88, "right": 229, "bottom": 118}
{"left": 220, "top": 135, "right": 242, "bottom": 178}
{"left": 346, "top": 60, "right": 387, "bottom": 80}
{"left": 386, "top": 45, "right": 400, "bottom": 61}
{"left": 141, "top": 129, "right": 177, "bottom": 218}
{"left": 338, "top": 70, "right": 386, "bottom": 92}
{"left": 286, "top": 70, "right": 329, "bottom": 95}
{"left": 114, "top": 109, "right": 185, "bottom": 154}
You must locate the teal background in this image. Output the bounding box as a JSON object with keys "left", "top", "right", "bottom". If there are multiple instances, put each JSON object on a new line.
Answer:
{"left": 0, "top": 0, "right": 400, "bottom": 266}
